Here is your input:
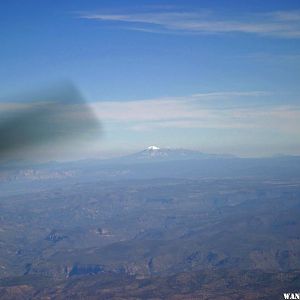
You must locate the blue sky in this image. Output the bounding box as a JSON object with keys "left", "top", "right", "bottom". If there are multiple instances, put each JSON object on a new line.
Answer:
{"left": 1, "top": 0, "right": 300, "bottom": 159}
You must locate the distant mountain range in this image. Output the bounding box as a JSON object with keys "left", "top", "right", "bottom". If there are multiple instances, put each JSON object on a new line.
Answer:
{"left": 114, "top": 146, "right": 235, "bottom": 163}
{"left": 1, "top": 146, "right": 300, "bottom": 183}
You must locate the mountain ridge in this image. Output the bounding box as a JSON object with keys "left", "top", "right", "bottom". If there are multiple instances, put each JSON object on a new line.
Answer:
{"left": 117, "top": 145, "right": 236, "bottom": 163}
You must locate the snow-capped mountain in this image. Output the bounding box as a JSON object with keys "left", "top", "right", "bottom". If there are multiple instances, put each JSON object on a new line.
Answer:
{"left": 147, "top": 146, "right": 160, "bottom": 150}
{"left": 120, "top": 146, "right": 235, "bottom": 162}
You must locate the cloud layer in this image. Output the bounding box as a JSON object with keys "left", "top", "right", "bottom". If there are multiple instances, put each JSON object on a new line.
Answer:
{"left": 89, "top": 92, "right": 300, "bottom": 135}
{"left": 81, "top": 10, "right": 300, "bottom": 38}
{"left": 2, "top": 91, "right": 299, "bottom": 158}
{"left": 2, "top": 91, "right": 298, "bottom": 136}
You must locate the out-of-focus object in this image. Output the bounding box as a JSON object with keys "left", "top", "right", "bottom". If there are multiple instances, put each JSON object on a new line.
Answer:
{"left": 0, "top": 82, "right": 101, "bottom": 162}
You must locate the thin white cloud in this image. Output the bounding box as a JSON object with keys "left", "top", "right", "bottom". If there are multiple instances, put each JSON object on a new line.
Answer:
{"left": 2, "top": 91, "right": 299, "bottom": 134}
{"left": 267, "top": 10, "right": 300, "bottom": 22}
{"left": 191, "top": 91, "right": 270, "bottom": 98}
{"left": 81, "top": 10, "right": 300, "bottom": 38}
{"left": 2, "top": 92, "right": 299, "bottom": 158}
{"left": 87, "top": 92, "right": 300, "bottom": 134}
{"left": 89, "top": 91, "right": 268, "bottom": 122}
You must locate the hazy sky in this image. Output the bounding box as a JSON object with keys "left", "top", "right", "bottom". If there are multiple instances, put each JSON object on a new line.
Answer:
{"left": 1, "top": 0, "right": 300, "bottom": 159}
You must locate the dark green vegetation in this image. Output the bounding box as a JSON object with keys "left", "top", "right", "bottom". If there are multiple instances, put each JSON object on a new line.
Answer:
{"left": 0, "top": 152, "right": 300, "bottom": 299}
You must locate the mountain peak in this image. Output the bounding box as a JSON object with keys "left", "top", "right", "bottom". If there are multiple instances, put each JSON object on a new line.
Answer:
{"left": 147, "top": 146, "right": 160, "bottom": 150}
{"left": 117, "top": 147, "right": 236, "bottom": 163}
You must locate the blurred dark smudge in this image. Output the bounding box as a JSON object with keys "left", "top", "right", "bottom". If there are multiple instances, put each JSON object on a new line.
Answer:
{"left": 0, "top": 82, "right": 101, "bottom": 162}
